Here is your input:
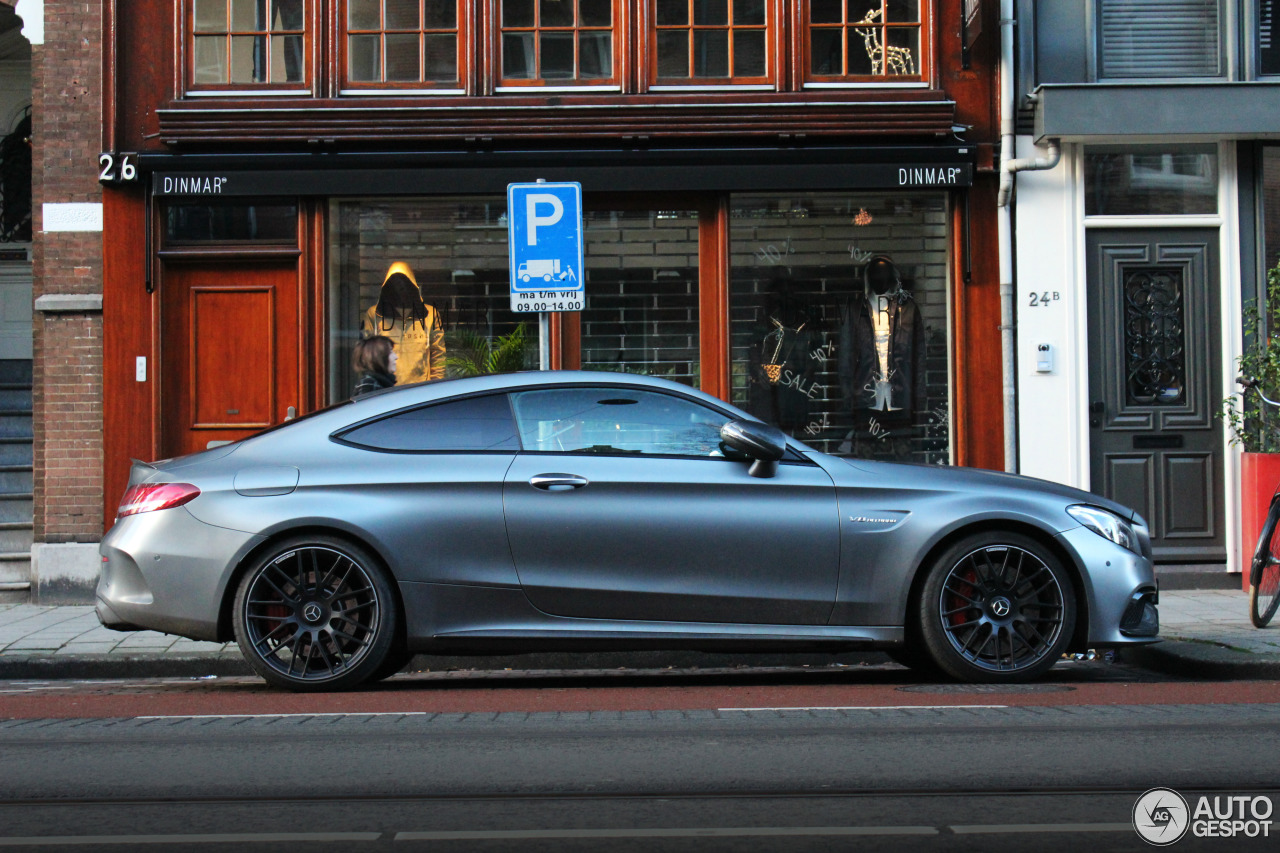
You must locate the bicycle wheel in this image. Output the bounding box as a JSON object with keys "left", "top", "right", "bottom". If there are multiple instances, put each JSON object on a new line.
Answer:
{"left": 1249, "top": 498, "right": 1280, "bottom": 629}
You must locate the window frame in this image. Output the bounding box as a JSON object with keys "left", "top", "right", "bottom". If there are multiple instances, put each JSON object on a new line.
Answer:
{"left": 648, "top": 0, "right": 778, "bottom": 88}
{"left": 1094, "top": 0, "right": 1227, "bottom": 82}
{"left": 495, "top": 0, "right": 625, "bottom": 90}
{"left": 185, "top": 0, "right": 314, "bottom": 96}
{"left": 801, "top": 0, "right": 931, "bottom": 87}
{"left": 339, "top": 0, "right": 470, "bottom": 93}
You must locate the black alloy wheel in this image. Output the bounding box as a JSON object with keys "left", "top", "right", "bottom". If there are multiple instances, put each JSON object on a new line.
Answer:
{"left": 918, "top": 531, "right": 1075, "bottom": 682}
{"left": 232, "top": 535, "right": 398, "bottom": 691}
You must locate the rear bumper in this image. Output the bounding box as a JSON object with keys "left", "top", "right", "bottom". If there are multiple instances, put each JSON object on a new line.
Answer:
{"left": 97, "top": 508, "right": 264, "bottom": 642}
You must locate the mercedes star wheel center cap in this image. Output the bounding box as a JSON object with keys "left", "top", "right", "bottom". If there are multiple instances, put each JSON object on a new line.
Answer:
{"left": 302, "top": 602, "right": 324, "bottom": 623}
{"left": 991, "top": 597, "right": 1011, "bottom": 618}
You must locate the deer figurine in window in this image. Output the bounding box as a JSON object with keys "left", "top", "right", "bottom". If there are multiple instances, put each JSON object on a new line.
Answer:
{"left": 853, "top": 9, "right": 915, "bottom": 75}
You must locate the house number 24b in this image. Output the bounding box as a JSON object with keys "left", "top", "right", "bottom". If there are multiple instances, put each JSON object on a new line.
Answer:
{"left": 1028, "top": 291, "right": 1061, "bottom": 308}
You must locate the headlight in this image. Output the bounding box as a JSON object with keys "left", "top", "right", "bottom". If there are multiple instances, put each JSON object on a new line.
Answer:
{"left": 1067, "top": 504, "right": 1138, "bottom": 553}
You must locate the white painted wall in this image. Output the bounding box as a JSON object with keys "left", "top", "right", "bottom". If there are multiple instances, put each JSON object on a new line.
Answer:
{"left": 1014, "top": 136, "right": 1090, "bottom": 490}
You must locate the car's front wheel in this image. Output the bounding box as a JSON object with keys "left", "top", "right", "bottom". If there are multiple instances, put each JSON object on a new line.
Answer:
{"left": 232, "top": 535, "right": 398, "bottom": 692}
{"left": 917, "top": 531, "right": 1075, "bottom": 682}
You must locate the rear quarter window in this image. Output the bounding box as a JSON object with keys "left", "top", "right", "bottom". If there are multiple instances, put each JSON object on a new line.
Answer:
{"left": 336, "top": 394, "right": 520, "bottom": 452}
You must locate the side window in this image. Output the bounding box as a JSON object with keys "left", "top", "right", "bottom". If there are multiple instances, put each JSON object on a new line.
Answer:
{"left": 510, "top": 388, "right": 730, "bottom": 456}
{"left": 338, "top": 394, "right": 520, "bottom": 451}
{"left": 190, "top": 0, "right": 309, "bottom": 90}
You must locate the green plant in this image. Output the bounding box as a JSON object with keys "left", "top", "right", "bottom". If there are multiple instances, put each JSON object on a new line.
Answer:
{"left": 1223, "top": 260, "right": 1280, "bottom": 452}
{"left": 445, "top": 323, "right": 531, "bottom": 377}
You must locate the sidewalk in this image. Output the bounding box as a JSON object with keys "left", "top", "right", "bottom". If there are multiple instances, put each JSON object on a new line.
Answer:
{"left": 0, "top": 589, "right": 1277, "bottom": 681}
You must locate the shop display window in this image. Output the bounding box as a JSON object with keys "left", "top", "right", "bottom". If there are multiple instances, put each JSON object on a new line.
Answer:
{"left": 1085, "top": 144, "right": 1218, "bottom": 216}
{"left": 651, "top": 0, "right": 773, "bottom": 84}
{"left": 807, "top": 0, "right": 925, "bottom": 83}
{"left": 190, "top": 0, "right": 309, "bottom": 88}
{"left": 580, "top": 209, "right": 701, "bottom": 386}
{"left": 729, "top": 192, "right": 951, "bottom": 463}
{"left": 329, "top": 198, "right": 538, "bottom": 403}
{"left": 344, "top": 0, "right": 465, "bottom": 88}
{"left": 500, "top": 0, "right": 618, "bottom": 86}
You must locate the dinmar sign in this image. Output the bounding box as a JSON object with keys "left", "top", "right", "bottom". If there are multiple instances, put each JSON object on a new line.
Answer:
{"left": 150, "top": 162, "right": 974, "bottom": 197}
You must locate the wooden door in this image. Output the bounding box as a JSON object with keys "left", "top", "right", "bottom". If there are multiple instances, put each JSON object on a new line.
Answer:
{"left": 161, "top": 263, "right": 301, "bottom": 459}
{"left": 1086, "top": 228, "right": 1224, "bottom": 563}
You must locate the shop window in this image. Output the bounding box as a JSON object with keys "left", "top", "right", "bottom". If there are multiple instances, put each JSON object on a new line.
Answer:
{"left": 510, "top": 387, "right": 727, "bottom": 455}
{"left": 807, "top": 0, "right": 925, "bottom": 83}
{"left": 651, "top": 0, "right": 772, "bottom": 84}
{"left": 344, "top": 0, "right": 464, "bottom": 89}
{"left": 190, "top": 0, "right": 308, "bottom": 89}
{"left": 337, "top": 394, "right": 521, "bottom": 451}
{"left": 500, "top": 0, "right": 618, "bottom": 87}
{"left": 1084, "top": 144, "right": 1218, "bottom": 216}
{"left": 729, "top": 192, "right": 951, "bottom": 463}
{"left": 165, "top": 200, "right": 299, "bottom": 243}
{"left": 1097, "top": 0, "right": 1222, "bottom": 79}
{"left": 580, "top": 209, "right": 700, "bottom": 385}
{"left": 329, "top": 198, "right": 538, "bottom": 404}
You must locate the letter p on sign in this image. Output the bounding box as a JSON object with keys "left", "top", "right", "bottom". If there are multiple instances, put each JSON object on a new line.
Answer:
{"left": 526, "top": 194, "right": 564, "bottom": 245}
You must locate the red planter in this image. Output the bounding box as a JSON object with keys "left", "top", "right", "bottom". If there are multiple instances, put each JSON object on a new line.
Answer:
{"left": 1241, "top": 453, "right": 1280, "bottom": 591}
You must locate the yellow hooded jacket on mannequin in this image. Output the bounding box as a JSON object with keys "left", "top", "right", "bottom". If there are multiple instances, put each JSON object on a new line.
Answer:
{"left": 361, "top": 261, "right": 446, "bottom": 384}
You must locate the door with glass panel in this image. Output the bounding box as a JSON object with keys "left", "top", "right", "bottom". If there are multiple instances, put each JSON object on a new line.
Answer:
{"left": 1086, "top": 228, "right": 1224, "bottom": 562}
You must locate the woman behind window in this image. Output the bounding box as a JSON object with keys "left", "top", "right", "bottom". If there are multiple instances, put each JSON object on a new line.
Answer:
{"left": 352, "top": 335, "right": 398, "bottom": 398}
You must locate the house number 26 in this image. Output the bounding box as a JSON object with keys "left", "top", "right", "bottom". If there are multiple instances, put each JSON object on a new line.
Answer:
{"left": 98, "top": 152, "right": 138, "bottom": 184}
{"left": 1028, "top": 291, "right": 1060, "bottom": 308}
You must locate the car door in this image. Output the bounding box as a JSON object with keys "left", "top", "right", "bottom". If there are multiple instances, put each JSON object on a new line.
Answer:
{"left": 502, "top": 386, "right": 840, "bottom": 625}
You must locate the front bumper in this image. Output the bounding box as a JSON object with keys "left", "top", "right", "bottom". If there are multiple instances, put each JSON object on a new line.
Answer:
{"left": 1056, "top": 526, "right": 1159, "bottom": 646}
{"left": 97, "top": 507, "right": 265, "bottom": 642}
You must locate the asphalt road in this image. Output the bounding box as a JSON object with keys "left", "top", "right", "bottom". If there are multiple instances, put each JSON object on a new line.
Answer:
{"left": 1, "top": 662, "right": 1278, "bottom": 852}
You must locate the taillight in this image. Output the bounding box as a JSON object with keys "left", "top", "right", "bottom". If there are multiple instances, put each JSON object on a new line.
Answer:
{"left": 117, "top": 483, "right": 201, "bottom": 518}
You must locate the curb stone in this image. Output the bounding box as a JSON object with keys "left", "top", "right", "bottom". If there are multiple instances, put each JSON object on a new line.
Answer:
{"left": 1119, "top": 639, "right": 1280, "bottom": 680}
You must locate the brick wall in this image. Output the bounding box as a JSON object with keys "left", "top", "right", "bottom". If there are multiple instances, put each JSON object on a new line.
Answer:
{"left": 31, "top": 0, "right": 104, "bottom": 543}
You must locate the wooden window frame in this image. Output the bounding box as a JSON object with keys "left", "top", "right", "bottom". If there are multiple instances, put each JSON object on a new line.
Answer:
{"left": 648, "top": 0, "right": 777, "bottom": 88}
{"left": 801, "top": 0, "right": 930, "bottom": 86}
{"left": 185, "top": 0, "right": 314, "bottom": 94}
{"left": 495, "top": 0, "right": 624, "bottom": 89}
{"left": 339, "top": 0, "right": 470, "bottom": 92}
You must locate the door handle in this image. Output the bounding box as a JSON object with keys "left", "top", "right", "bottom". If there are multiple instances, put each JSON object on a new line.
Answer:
{"left": 529, "top": 473, "right": 589, "bottom": 491}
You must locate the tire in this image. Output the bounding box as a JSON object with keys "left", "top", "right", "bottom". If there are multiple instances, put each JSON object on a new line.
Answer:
{"left": 368, "top": 648, "right": 415, "bottom": 683}
{"left": 1250, "top": 500, "right": 1280, "bottom": 629}
{"left": 232, "top": 535, "right": 399, "bottom": 692}
{"left": 917, "top": 531, "right": 1076, "bottom": 683}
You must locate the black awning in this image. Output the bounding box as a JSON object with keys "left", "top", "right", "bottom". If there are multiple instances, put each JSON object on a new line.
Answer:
{"left": 142, "top": 145, "right": 976, "bottom": 197}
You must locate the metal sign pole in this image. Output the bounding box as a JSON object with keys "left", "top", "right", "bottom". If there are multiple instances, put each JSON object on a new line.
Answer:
{"left": 539, "top": 312, "right": 551, "bottom": 371}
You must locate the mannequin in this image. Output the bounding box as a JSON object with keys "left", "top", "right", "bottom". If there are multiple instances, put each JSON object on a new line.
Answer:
{"left": 837, "top": 255, "right": 926, "bottom": 425}
{"left": 361, "top": 261, "right": 446, "bottom": 384}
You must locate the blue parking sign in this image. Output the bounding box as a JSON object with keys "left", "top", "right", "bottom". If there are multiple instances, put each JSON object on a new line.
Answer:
{"left": 507, "top": 181, "right": 584, "bottom": 313}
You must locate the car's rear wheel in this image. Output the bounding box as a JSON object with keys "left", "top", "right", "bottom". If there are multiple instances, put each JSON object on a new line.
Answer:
{"left": 918, "top": 531, "right": 1075, "bottom": 682}
{"left": 232, "top": 535, "right": 398, "bottom": 692}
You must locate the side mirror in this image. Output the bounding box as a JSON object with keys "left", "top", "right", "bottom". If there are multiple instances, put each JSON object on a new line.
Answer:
{"left": 720, "top": 419, "right": 788, "bottom": 478}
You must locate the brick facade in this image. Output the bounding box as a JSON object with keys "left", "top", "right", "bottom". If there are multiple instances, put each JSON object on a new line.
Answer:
{"left": 31, "top": 0, "right": 104, "bottom": 545}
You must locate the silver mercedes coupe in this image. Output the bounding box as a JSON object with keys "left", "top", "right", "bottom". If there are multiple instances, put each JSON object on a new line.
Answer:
{"left": 97, "top": 371, "right": 1159, "bottom": 691}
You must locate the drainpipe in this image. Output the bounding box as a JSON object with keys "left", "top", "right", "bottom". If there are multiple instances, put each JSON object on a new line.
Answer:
{"left": 997, "top": 0, "right": 1060, "bottom": 472}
